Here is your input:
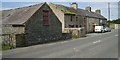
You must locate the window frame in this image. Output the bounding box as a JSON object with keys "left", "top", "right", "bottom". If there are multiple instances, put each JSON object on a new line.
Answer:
{"left": 43, "top": 10, "right": 50, "bottom": 26}
{"left": 70, "top": 16, "right": 73, "bottom": 21}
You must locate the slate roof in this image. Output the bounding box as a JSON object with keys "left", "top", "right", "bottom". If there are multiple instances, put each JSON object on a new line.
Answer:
{"left": 2, "top": 3, "right": 44, "bottom": 25}
{"left": 49, "top": 3, "right": 107, "bottom": 20}
{"left": 1, "top": 3, "right": 107, "bottom": 25}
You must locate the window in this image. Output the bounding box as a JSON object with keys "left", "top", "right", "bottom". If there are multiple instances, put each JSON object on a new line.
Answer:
{"left": 79, "top": 25, "right": 82, "bottom": 27}
{"left": 43, "top": 10, "right": 50, "bottom": 26}
{"left": 76, "top": 25, "right": 78, "bottom": 27}
{"left": 84, "top": 17, "right": 86, "bottom": 20}
{"left": 76, "top": 17, "right": 78, "bottom": 21}
{"left": 70, "top": 16, "right": 73, "bottom": 21}
{"left": 69, "top": 25, "right": 74, "bottom": 28}
{"left": 12, "top": 25, "right": 24, "bottom": 27}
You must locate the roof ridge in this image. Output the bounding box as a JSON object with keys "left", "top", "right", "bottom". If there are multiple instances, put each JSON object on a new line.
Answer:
{"left": 50, "top": 3, "right": 87, "bottom": 12}
{"left": 49, "top": 3, "right": 106, "bottom": 19}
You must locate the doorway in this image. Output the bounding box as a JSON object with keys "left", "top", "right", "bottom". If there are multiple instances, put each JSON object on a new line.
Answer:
{"left": 16, "top": 34, "right": 26, "bottom": 47}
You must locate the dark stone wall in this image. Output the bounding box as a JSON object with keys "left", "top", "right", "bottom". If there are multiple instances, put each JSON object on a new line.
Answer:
{"left": 25, "top": 3, "right": 62, "bottom": 45}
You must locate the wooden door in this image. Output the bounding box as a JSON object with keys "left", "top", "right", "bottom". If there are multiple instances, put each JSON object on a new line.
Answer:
{"left": 16, "top": 34, "right": 26, "bottom": 47}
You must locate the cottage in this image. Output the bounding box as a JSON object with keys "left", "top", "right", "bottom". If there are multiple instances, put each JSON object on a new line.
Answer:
{"left": 2, "top": 3, "right": 62, "bottom": 47}
{"left": 84, "top": 6, "right": 107, "bottom": 33}
{"left": 49, "top": 2, "right": 107, "bottom": 34}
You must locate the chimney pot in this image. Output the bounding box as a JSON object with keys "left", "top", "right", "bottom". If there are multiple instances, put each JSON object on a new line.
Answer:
{"left": 85, "top": 6, "right": 91, "bottom": 12}
{"left": 71, "top": 2, "right": 78, "bottom": 9}
{"left": 95, "top": 9, "right": 101, "bottom": 14}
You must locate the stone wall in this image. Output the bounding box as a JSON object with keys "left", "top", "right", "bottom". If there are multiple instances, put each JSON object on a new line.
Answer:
{"left": 115, "top": 24, "right": 120, "bottom": 29}
{"left": 25, "top": 3, "right": 62, "bottom": 45}
{"left": 86, "top": 17, "right": 100, "bottom": 33}
{"left": 110, "top": 23, "right": 120, "bottom": 29}
{"left": 2, "top": 25, "right": 25, "bottom": 48}
{"left": 2, "top": 25, "right": 25, "bottom": 34}
{"left": 64, "top": 28, "right": 86, "bottom": 38}
{"left": 49, "top": 4, "right": 65, "bottom": 32}
{"left": 64, "top": 15, "right": 84, "bottom": 28}
{"left": 62, "top": 33, "right": 71, "bottom": 40}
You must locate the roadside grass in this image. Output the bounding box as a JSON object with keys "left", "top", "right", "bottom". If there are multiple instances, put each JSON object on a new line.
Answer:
{"left": 2, "top": 44, "right": 12, "bottom": 51}
{"left": 72, "top": 35, "right": 80, "bottom": 39}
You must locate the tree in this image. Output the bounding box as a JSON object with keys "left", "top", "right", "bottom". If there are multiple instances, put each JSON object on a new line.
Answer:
{"left": 107, "top": 18, "right": 120, "bottom": 24}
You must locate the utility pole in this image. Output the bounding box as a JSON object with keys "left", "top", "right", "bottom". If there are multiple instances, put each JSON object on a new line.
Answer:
{"left": 108, "top": 2, "right": 110, "bottom": 20}
{"left": 107, "top": 2, "right": 111, "bottom": 27}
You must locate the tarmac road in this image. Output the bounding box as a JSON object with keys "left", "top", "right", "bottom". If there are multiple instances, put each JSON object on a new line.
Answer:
{"left": 2, "top": 29, "right": 118, "bottom": 58}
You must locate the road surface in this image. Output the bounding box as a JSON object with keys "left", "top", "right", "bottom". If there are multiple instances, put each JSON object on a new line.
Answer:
{"left": 2, "top": 29, "right": 118, "bottom": 58}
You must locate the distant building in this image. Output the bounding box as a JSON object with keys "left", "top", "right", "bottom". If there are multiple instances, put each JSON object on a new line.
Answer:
{"left": 1, "top": 2, "right": 107, "bottom": 47}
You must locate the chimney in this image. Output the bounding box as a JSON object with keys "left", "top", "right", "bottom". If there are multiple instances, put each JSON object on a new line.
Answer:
{"left": 71, "top": 2, "right": 78, "bottom": 9}
{"left": 95, "top": 9, "right": 101, "bottom": 14}
{"left": 85, "top": 6, "right": 91, "bottom": 12}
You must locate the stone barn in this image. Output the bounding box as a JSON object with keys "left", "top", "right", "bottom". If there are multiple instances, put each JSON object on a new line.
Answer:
{"left": 2, "top": 2, "right": 62, "bottom": 47}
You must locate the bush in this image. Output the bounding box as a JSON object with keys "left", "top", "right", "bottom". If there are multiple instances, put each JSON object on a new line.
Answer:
{"left": 72, "top": 34, "right": 79, "bottom": 39}
{"left": 2, "top": 44, "right": 13, "bottom": 51}
{"left": 65, "top": 12, "right": 76, "bottom": 15}
{"left": 107, "top": 18, "right": 120, "bottom": 24}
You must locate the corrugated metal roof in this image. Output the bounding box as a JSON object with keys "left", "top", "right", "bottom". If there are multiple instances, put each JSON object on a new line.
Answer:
{"left": 2, "top": 3, "right": 44, "bottom": 25}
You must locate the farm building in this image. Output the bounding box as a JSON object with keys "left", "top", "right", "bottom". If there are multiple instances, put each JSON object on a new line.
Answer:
{"left": 1, "top": 2, "right": 107, "bottom": 47}
{"left": 1, "top": 3, "right": 63, "bottom": 47}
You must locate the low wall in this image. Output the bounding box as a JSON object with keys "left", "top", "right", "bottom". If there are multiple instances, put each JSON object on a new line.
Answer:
{"left": 110, "top": 23, "right": 120, "bottom": 29}
{"left": 115, "top": 24, "right": 120, "bottom": 29}
{"left": 2, "top": 27, "right": 86, "bottom": 48}
{"left": 62, "top": 33, "right": 72, "bottom": 40}
{"left": 63, "top": 27, "right": 86, "bottom": 38}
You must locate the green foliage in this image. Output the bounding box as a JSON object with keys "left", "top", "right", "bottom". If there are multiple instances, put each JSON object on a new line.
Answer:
{"left": 64, "top": 12, "right": 76, "bottom": 15}
{"left": 2, "top": 44, "right": 13, "bottom": 51}
{"left": 107, "top": 18, "right": 120, "bottom": 24}
{"left": 72, "top": 34, "right": 79, "bottom": 39}
{"left": 0, "top": 45, "right": 1, "bottom": 51}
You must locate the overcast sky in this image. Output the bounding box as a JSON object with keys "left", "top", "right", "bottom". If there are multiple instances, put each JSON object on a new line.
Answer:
{"left": 1, "top": 0, "right": 119, "bottom": 20}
